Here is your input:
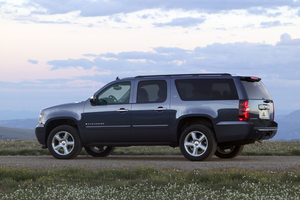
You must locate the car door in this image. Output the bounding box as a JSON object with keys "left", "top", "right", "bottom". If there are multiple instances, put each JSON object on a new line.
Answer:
{"left": 131, "top": 78, "right": 171, "bottom": 142}
{"left": 82, "top": 81, "right": 132, "bottom": 143}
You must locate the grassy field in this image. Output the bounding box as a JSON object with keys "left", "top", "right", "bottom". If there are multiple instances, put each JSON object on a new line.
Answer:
{"left": 0, "top": 139, "right": 299, "bottom": 156}
{"left": 0, "top": 165, "right": 299, "bottom": 199}
{"left": 0, "top": 140, "right": 300, "bottom": 199}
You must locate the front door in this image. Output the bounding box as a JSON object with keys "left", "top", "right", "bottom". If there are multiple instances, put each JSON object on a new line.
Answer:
{"left": 82, "top": 81, "right": 132, "bottom": 143}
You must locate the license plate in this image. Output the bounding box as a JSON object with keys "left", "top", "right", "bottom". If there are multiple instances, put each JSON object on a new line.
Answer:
{"left": 259, "top": 110, "right": 270, "bottom": 119}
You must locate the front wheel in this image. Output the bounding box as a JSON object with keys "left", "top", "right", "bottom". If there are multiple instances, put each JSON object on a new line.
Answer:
{"left": 47, "top": 125, "right": 82, "bottom": 159}
{"left": 179, "top": 125, "right": 217, "bottom": 161}
{"left": 215, "top": 145, "right": 244, "bottom": 159}
{"left": 84, "top": 146, "right": 115, "bottom": 157}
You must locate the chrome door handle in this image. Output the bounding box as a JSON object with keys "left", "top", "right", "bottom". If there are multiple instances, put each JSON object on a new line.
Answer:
{"left": 155, "top": 107, "right": 167, "bottom": 111}
{"left": 117, "top": 108, "right": 129, "bottom": 113}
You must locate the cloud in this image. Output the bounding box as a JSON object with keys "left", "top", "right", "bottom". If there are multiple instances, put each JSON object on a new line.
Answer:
{"left": 28, "top": 0, "right": 300, "bottom": 17}
{"left": 260, "top": 20, "right": 281, "bottom": 28}
{"left": 276, "top": 33, "right": 300, "bottom": 46}
{"left": 247, "top": 7, "right": 282, "bottom": 17}
{"left": 110, "top": 16, "right": 126, "bottom": 23}
{"left": 28, "top": 59, "right": 38, "bottom": 64}
{"left": 247, "top": 7, "right": 268, "bottom": 15}
{"left": 46, "top": 34, "right": 300, "bottom": 82}
{"left": 83, "top": 54, "right": 97, "bottom": 57}
{"left": 47, "top": 58, "right": 95, "bottom": 70}
{"left": 297, "top": 9, "right": 300, "bottom": 16}
{"left": 153, "top": 17, "right": 206, "bottom": 28}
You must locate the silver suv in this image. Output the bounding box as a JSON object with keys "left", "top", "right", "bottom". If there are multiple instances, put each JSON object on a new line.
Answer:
{"left": 35, "top": 74, "right": 278, "bottom": 161}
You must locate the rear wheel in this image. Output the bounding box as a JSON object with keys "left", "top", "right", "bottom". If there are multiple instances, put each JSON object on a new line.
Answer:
{"left": 215, "top": 145, "right": 244, "bottom": 158}
{"left": 84, "top": 146, "right": 115, "bottom": 157}
{"left": 179, "top": 125, "right": 217, "bottom": 161}
{"left": 47, "top": 125, "right": 82, "bottom": 159}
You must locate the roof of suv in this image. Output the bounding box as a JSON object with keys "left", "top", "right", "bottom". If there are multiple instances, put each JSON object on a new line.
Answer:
{"left": 135, "top": 73, "right": 232, "bottom": 78}
{"left": 118, "top": 74, "right": 261, "bottom": 82}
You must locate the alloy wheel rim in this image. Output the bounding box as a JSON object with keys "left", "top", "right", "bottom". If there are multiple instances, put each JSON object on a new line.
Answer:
{"left": 184, "top": 131, "right": 208, "bottom": 157}
{"left": 52, "top": 131, "right": 75, "bottom": 155}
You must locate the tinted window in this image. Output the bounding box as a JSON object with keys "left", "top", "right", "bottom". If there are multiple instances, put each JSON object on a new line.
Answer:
{"left": 175, "top": 79, "right": 238, "bottom": 101}
{"left": 241, "top": 81, "right": 272, "bottom": 100}
{"left": 97, "top": 82, "right": 131, "bottom": 105}
{"left": 137, "top": 80, "right": 167, "bottom": 103}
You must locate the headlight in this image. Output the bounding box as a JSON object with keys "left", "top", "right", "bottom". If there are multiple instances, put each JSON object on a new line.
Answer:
{"left": 39, "top": 113, "right": 44, "bottom": 124}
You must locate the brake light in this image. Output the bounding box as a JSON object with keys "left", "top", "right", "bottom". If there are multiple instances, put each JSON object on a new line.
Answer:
{"left": 239, "top": 100, "right": 249, "bottom": 121}
{"left": 240, "top": 77, "right": 261, "bottom": 82}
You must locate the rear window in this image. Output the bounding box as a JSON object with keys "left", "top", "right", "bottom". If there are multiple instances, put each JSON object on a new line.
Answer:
{"left": 241, "top": 80, "right": 272, "bottom": 100}
{"left": 175, "top": 79, "right": 238, "bottom": 101}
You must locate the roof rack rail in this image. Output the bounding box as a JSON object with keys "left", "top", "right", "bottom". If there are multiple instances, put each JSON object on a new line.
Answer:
{"left": 135, "top": 73, "right": 231, "bottom": 78}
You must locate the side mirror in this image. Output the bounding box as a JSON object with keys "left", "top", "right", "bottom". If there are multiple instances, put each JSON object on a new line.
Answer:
{"left": 90, "top": 95, "right": 97, "bottom": 105}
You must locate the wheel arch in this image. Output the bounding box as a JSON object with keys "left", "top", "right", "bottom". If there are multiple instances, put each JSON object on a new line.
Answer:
{"left": 44, "top": 118, "right": 80, "bottom": 148}
{"left": 176, "top": 116, "right": 216, "bottom": 145}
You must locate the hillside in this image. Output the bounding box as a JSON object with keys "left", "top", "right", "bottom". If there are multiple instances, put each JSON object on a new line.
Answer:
{"left": 0, "top": 118, "right": 37, "bottom": 130}
{"left": 0, "top": 126, "right": 35, "bottom": 140}
{"left": 0, "top": 110, "right": 38, "bottom": 120}
{"left": 273, "top": 109, "right": 300, "bottom": 141}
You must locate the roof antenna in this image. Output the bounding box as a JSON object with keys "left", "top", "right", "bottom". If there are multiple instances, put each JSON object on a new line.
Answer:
{"left": 116, "top": 76, "right": 120, "bottom": 80}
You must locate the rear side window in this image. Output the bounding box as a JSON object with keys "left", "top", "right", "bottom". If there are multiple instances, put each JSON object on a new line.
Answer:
{"left": 175, "top": 79, "right": 238, "bottom": 101}
{"left": 137, "top": 80, "right": 167, "bottom": 103}
{"left": 241, "top": 80, "right": 272, "bottom": 100}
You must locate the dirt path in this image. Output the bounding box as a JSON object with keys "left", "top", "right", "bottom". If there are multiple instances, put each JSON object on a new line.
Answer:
{"left": 1, "top": 155, "right": 299, "bottom": 171}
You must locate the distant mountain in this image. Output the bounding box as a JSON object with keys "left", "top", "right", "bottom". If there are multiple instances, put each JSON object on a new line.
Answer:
{"left": 0, "top": 110, "right": 38, "bottom": 120}
{"left": 273, "top": 109, "right": 300, "bottom": 141}
{"left": 0, "top": 126, "right": 35, "bottom": 139}
{"left": 0, "top": 118, "right": 37, "bottom": 130}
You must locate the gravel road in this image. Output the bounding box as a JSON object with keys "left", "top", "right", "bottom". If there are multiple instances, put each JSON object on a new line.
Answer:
{"left": 1, "top": 155, "right": 299, "bottom": 171}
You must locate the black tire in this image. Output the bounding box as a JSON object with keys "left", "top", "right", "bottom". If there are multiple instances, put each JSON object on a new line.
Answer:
{"left": 215, "top": 145, "right": 244, "bottom": 159}
{"left": 179, "top": 125, "right": 217, "bottom": 161}
{"left": 47, "top": 125, "right": 82, "bottom": 159}
{"left": 84, "top": 146, "right": 115, "bottom": 157}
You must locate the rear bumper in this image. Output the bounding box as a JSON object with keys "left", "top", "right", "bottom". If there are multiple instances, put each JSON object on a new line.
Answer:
{"left": 35, "top": 124, "right": 47, "bottom": 147}
{"left": 215, "top": 121, "right": 278, "bottom": 143}
{"left": 254, "top": 124, "right": 277, "bottom": 140}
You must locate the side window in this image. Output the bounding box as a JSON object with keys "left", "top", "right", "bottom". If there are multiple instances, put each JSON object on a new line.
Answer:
{"left": 175, "top": 79, "right": 238, "bottom": 101}
{"left": 137, "top": 80, "right": 167, "bottom": 103}
{"left": 97, "top": 82, "right": 131, "bottom": 105}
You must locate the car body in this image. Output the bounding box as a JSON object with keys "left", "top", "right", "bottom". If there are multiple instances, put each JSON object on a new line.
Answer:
{"left": 35, "top": 73, "right": 278, "bottom": 161}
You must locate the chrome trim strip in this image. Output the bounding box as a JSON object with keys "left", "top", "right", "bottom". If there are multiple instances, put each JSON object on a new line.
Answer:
{"left": 86, "top": 125, "right": 131, "bottom": 128}
{"left": 216, "top": 121, "right": 249, "bottom": 125}
{"left": 132, "top": 124, "right": 169, "bottom": 128}
{"left": 255, "top": 128, "right": 277, "bottom": 131}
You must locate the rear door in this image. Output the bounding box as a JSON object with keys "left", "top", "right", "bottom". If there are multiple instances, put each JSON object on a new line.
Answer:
{"left": 240, "top": 77, "right": 275, "bottom": 127}
{"left": 131, "top": 78, "right": 171, "bottom": 142}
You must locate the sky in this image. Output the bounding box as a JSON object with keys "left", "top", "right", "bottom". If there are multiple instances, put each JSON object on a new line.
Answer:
{"left": 0, "top": 0, "right": 300, "bottom": 117}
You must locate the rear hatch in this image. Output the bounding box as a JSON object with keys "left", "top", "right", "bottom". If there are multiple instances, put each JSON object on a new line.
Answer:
{"left": 240, "top": 77, "right": 275, "bottom": 127}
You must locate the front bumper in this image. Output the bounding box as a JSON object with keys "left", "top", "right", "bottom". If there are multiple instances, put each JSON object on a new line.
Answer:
{"left": 35, "top": 123, "right": 47, "bottom": 147}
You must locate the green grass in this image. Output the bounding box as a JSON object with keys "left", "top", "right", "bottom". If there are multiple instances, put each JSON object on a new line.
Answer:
{"left": 0, "top": 139, "right": 299, "bottom": 156}
{"left": 0, "top": 166, "right": 299, "bottom": 199}
{"left": 0, "top": 140, "right": 300, "bottom": 199}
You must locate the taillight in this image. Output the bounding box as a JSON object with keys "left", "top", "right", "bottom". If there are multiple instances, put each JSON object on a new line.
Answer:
{"left": 239, "top": 100, "right": 249, "bottom": 121}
